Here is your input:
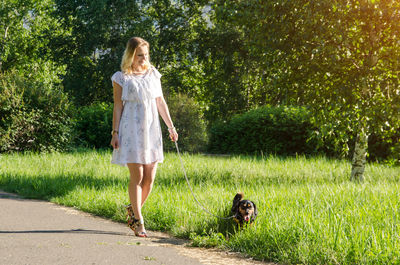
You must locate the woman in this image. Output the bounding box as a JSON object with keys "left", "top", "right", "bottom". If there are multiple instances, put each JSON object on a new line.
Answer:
{"left": 110, "top": 37, "right": 178, "bottom": 237}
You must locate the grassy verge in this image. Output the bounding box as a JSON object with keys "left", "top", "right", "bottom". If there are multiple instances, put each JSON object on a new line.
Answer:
{"left": 1, "top": 150, "right": 399, "bottom": 264}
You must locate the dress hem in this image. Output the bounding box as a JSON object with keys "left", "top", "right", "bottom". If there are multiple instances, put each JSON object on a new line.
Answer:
{"left": 111, "top": 159, "right": 164, "bottom": 167}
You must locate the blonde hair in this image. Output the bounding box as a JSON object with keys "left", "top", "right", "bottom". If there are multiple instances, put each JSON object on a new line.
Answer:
{"left": 121, "top": 37, "right": 151, "bottom": 74}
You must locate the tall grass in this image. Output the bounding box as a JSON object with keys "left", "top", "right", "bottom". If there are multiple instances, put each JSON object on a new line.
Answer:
{"left": 1, "top": 150, "right": 399, "bottom": 264}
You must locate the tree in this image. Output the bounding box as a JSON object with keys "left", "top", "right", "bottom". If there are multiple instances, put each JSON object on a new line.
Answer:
{"left": 0, "top": 0, "right": 74, "bottom": 152}
{"left": 52, "top": 0, "right": 143, "bottom": 105}
{"left": 194, "top": 4, "right": 271, "bottom": 122}
{"left": 53, "top": 0, "right": 210, "bottom": 106}
{"left": 0, "top": 0, "right": 68, "bottom": 72}
{"left": 212, "top": 0, "right": 400, "bottom": 180}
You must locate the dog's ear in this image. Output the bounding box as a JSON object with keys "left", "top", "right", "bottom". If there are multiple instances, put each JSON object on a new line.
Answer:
{"left": 251, "top": 201, "right": 258, "bottom": 220}
{"left": 231, "top": 192, "right": 244, "bottom": 214}
{"left": 236, "top": 192, "right": 244, "bottom": 201}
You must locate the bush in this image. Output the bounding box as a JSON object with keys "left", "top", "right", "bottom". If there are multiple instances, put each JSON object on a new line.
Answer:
{"left": 0, "top": 66, "right": 73, "bottom": 152}
{"left": 208, "top": 106, "right": 318, "bottom": 156}
{"left": 162, "top": 93, "right": 208, "bottom": 153}
{"left": 208, "top": 105, "right": 400, "bottom": 162}
{"left": 368, "top": 130, "right": 400, "bottom": 164}
{"left": 74, "top": 102, "right": 113, "bottom": 149}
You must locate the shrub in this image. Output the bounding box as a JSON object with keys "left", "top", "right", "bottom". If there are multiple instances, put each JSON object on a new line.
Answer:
{"left": 208, "top": 105, "right": 400, "bottom": 162}
{"left": 368, "top": 130, "right": 400, "bottom": 164}
{"left": 0, "top": 66, "right": 73, "bottom": 152}
{"left": 162, "top": 93, "right": 208, "bottom": 153}
{"left": 208, "top": 106, "right": 318, "bottom": 156}
{"left": 74, "top": 102, "right": 113, "bottom": 149}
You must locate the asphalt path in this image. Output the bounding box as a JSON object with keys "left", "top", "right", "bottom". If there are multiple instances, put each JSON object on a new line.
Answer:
{"left": 0, "top": 191, "right": 269, "bottom": 265}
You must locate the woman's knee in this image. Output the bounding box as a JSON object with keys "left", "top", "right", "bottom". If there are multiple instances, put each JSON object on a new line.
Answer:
{"left": 128, "top": 163, "right": 144, "bottom": 185}
{"left": 143, "top": 163, "right": 157, "bottom": 184}
{"left": 142, "top": 176, "right": 155, "bottom": 188}
{"left": 129, "top": 176, "right": 143, "bottom": 186}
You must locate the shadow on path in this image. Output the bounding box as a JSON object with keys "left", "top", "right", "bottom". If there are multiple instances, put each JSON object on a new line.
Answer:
{"left": 0, "top": 228, "right": 129, "bottom": 236}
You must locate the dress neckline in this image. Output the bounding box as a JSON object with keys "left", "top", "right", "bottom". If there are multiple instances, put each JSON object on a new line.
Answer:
{"left": 130, "top": 68, "right": 152, "bottom": 78}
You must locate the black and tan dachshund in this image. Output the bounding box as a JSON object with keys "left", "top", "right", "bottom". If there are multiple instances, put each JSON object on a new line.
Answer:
{"left": 231, "top": 192, "right": 257, "bottom": 226}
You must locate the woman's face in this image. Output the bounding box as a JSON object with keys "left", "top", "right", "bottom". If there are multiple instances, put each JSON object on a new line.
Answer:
{"left": 133, "top": 45, "right": 149, "bottom": 68}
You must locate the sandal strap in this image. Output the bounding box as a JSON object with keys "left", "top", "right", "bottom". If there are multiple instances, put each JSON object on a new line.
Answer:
{"left": 125, "top": 204, "right": 135, "bottom": 217}
{"left": 125, "top": 205, "right": 143, "bottom": 225}
{"left": 132, "top": 218, "right": 144, "bottom": 227}
{"left": 128, "top": 218, "right": 144, "bottom": 232}
{"left": 135, "top": 231, "right": 147, "bottom": 237}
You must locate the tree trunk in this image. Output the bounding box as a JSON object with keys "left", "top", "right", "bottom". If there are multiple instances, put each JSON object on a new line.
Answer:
{"left": 350, "top": 127, "right": 368, "bottom": 182}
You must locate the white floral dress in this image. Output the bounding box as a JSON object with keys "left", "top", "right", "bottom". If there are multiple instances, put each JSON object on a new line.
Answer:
{"left": 111, "top": 66, "right": 164, "bottom": 166}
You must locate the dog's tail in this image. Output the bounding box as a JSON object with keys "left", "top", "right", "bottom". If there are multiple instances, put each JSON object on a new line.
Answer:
{"left": 231, "top": 192, "right": 244, "bottom": 214}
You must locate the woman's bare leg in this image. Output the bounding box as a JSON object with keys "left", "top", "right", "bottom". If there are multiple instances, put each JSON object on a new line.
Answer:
{"left": 141, "top": 162, "right": 158, "bottom": 206}
{"left": 127, "top": 163, "right": 146, "bottom": 235}
{"left": 127, "top": 161, "right": 158, "bottom": 236}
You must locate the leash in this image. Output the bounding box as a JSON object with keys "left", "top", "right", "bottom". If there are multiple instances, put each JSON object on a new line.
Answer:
{"left": 174, "top": 141, "right": 234, "bottom": 220}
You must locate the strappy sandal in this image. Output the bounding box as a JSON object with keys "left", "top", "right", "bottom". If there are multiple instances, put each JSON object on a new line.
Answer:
{"left": 133, "top": 218, "right": 147, "bottom": 238}
{"left": 125, "top": 204, "right": 135, "bottom": 231}
{"left": 125, "top": 204, "right": 147, "bottom": 238}
{"left": 125, "top": 204, "right": 135, "bottom": 223}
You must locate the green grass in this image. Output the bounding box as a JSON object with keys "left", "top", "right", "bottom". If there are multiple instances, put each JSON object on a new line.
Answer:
{"left": 1, "top": 150, "right": 400, "bottom": 264}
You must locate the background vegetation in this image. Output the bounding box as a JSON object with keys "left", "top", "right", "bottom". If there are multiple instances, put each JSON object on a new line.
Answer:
{"left": 209, "top": 106, "right": 318, "bottom": 156}
{"left": 0, "top": 67, "right": 73, "bottom": 152}
{"left": 1, "top": 0, "right": 399, "bottom": 164}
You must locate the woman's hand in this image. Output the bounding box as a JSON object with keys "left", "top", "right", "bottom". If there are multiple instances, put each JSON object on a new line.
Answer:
{"left": 168, "top": 127, "right": 178, "bottom": 142}
{"left": 110, "top": 134, "right": 120, "bottom": 149}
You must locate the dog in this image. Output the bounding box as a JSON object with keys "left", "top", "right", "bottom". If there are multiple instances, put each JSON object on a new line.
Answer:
{"left": 231, "top": 192, "right": 257, "bottom": 226}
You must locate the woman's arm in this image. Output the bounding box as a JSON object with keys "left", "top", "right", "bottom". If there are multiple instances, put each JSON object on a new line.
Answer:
{"left": 110, "top": 81, "right": 124, "bottom": 149}
{"left": 156, "top": 96, "right": 178, "bottom": 142}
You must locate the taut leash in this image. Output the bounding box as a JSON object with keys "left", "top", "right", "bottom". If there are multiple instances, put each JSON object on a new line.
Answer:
{"left": 174, "top": 141, "right": 234, "bottom": 220}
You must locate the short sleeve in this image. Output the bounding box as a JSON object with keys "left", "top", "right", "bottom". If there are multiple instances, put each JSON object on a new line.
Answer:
{"left": 152, "top": 67, "right": 162, "bottom": 79}
{"left": 151, "top": 67, "right": 163, "bottom": 98}
{"left": 111, "top": 71, "right": 124, "bottom": 87}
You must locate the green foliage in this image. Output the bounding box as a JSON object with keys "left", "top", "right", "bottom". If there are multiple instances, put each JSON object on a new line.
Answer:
{"left": 0, "top": 67, "right": 73, "bottom": 152}
{"left": 0, "top": 0, "right": 69, "bottom": 71}
{"left": 163, "top": 93, "right": 208, "bottom": 153}
{"left": 208, "top": 104, "right": 399, "bottom": 162}
{"left": 368, "top": 130, "right": 400, "bottom": 164}
{"left": 3, "top": 0, "right": 398, "bottom": 166}
{"left": 190, "top": 232, "right": 225, "bottom": 248}
{"left": 212, "top": 0, "right": 400, "bottom": 133}
{"left": 0, "top": 0, "right": 73, "bottom": 152}
{"left": 208, "top": 106, "right": 317, "bottom": 156}
{"left": 196, "top": 6, "right": 268, "bottom": 121}
{"left": 211, "top": 0, "right": 400, "bottom": 177}
{"left": 53, "top": 0, "right": 210, "bottom": 107}
{"left": 74, "top": 102, "right": 113, "bottom": 149}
